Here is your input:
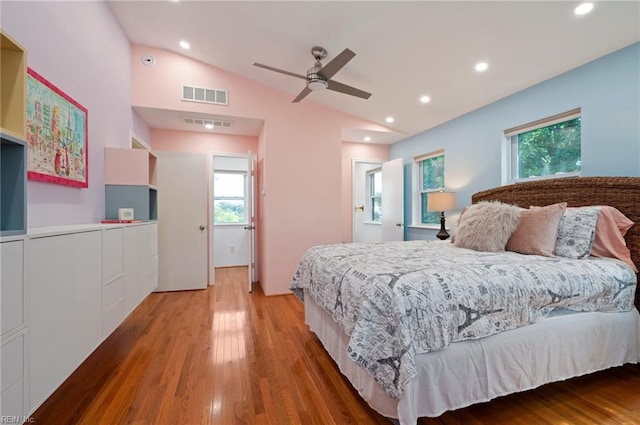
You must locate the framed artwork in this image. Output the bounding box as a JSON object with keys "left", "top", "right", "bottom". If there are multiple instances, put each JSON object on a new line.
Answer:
{"left": 26, "top": 67, "right": 88, "bottom": 187}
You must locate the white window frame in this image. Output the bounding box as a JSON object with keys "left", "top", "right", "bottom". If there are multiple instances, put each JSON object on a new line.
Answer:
{"left": 502, "top": 108, "right": 582, "bottom": 185}
{"left": 365, "top": 168, "right": 382, "bottom": 223}
{"left": 213, "top": 170, "right": 248, "bottom": 225}
{"left": 411, "top": 149, "right": 444, "bottom": 227}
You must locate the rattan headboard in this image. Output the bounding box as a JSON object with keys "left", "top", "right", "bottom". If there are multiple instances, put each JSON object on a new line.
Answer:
{"left": 472, "top": 177, "right": 640, "bottom": 310}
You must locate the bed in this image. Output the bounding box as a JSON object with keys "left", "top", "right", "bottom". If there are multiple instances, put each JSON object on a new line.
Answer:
{"left": 291, "top": 176, "right": 640, "bottom": 425}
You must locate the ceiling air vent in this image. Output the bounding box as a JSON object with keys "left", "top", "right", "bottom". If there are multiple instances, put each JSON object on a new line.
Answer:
{"left": 182, "top": 85, "right": 228, "bottom": 106}
{"left": 181, "top": 117, "right": 233, "bottom": 129}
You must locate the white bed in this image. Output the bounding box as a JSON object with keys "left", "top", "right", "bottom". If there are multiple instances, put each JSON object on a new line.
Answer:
{"left": 305, "top": 295, "right": 640, "bottom": 424}
{"left": 293, "top": 177, "right": 640, "bottom": 425}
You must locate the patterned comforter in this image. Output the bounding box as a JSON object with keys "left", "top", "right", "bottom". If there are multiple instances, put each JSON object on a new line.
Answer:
{"left": 290, "top": 240, "right": 637, "bottom": 399}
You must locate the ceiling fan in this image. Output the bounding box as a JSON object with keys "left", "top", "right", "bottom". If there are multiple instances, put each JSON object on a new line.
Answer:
{"left": 253, "top": 46, "right": 372, "bottom": 103}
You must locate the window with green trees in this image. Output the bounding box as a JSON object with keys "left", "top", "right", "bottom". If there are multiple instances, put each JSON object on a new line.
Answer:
{"left": 214, "top": 171, "right": 246, "bottom": 224}
{"left": 416, "top": 151, "right": 445, "bottom": 225}
{"left": 507, "top": 110, "right": 581, "bottom": 182}
{"left": 367, "top": 169, "right": 382, "bottom": 222}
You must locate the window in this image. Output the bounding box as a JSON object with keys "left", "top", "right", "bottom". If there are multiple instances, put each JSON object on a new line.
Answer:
{"left": 505, "top": 108, "right": 581, "bottom": 183}
{"left": 415, "top": 150, "right": 445, "bottom": 225}
{"left": 367, "top": 169, "right": 382, "bottom": 222}
{"left": 213, "top": 171, "right": 247, "bottom": 224}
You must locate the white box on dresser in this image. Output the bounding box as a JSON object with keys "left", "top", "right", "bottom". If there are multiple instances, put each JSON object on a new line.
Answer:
{"left": 0, "top": 235, "right": 28, "bottom": 419}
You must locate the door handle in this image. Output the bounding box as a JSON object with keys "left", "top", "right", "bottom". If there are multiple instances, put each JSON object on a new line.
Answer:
{"left": 396, "top": 223, "right": 403, "bottom": 227}
{"left": 354, "top": 205, "right": 364, "bottom": 212}
{"left": 199, "top": 225, "right": 206, "bottom": 230}
{"left": 244, "top": 225, "right": 255, "bottom": 230}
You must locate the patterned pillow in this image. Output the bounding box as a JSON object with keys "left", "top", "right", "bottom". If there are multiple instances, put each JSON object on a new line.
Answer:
{"left": 554, "top": 206, "right": 601, "bottom": 259}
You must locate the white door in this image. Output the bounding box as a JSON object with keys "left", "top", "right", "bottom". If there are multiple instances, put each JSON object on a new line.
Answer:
{"left": 381, "top": 158, "right": 404, "bottom": 241}
{"left": 246, "top": 152, "right": 256, "bottom": 292}
{"left": 353, "top": 160, "right": 383, "bottom": 242}
{"left": 156, "top": 151, "right": 208, "bottom": 291}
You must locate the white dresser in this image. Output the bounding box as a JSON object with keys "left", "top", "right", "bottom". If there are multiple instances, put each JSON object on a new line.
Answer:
{"left": 0, "top": 222, "right": 158, "bottom": 418}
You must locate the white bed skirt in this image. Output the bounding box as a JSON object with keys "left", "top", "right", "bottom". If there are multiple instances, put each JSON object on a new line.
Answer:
{"left": 304, "top": 294, "right": 640, "bottom": 425}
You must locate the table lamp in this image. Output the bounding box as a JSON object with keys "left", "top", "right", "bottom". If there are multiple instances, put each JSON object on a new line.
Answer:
{"left": 427, "top": 191, "right": 456, "bottom": 240}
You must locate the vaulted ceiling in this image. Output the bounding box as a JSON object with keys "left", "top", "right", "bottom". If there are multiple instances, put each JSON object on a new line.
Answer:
{"left": 108, "top": 1, "right": 640, "bottom": 144}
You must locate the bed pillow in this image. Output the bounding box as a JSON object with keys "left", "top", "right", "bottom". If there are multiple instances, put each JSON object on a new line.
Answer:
{"left": 590, "top": 206, "right": 637, "bottom": 271}
{"left": 450, "top": 205, "right": 468, "bottom": 244}
{"left": 553, "top": 206, "right": 601, "bottom": 259}
{"left": 453, "top": 201, "right": 522, "bottom": 252}
{"left": 506, "top": 202, "right": 567, "bottom": 256}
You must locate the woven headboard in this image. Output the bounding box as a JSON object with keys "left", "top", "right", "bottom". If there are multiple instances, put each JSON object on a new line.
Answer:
{"left": 472, "top": 177, "right": 640, "bottom": 310}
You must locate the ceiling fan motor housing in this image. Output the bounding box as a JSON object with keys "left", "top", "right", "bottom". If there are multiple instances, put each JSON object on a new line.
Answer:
{"left": 306, "top": 63, "right": 328, "bottom": 91}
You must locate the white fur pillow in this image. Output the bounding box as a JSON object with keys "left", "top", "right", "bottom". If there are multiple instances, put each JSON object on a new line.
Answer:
{"left": 453, "top": 201, "right": 523, "bottom": 252}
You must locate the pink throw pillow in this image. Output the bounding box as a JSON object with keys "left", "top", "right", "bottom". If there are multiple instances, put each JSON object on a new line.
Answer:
{"left": 590, "top": 206, "right": 637, "bottom": 271}
{"left": 506, "top": 203, "right": 567, "bottom": 256}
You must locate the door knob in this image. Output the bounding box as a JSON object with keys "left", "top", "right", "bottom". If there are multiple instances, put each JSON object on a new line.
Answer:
{"left": 244, "top": 225, "right": 255, "bottom": 230}
{"left": 199, "top": 225, "right": 206, "bottom": 230}
{"left": 396, "top": 223, "right": 403, "bottom": 227}
{"left": 354, "top": 205, "right": 364, "bottom": 212}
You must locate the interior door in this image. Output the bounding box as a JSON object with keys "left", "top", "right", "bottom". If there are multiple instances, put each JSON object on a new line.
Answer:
{"left": 156, "top": 151, "right": 208, "bottom": 291}
{"left": 352, "top": 160, "right": 383, "bottom": 242}
{"left": 381, "top": 158, "right": 404, "bottom": 241}
{"left": 245, "top": 152, "right": 256, "bottom": 292}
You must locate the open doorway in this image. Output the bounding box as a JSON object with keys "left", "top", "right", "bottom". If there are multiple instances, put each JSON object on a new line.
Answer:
{"left": 352, "top": 158, "right": 404, "bottom": 242}
{"left": 211, "top": 153, "right": 256, "bottom": 292}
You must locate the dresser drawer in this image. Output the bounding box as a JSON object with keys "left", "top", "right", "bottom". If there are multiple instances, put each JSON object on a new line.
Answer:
{"left": 1, "top": 240, "right": 25, "bottom": 336}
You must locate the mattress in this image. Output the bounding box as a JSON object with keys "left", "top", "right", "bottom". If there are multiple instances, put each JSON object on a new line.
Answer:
{"left": 304, "top": 293, "right": 640, "bottom": 425}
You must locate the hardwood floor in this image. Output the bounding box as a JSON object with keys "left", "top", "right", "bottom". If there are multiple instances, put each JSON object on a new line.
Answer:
{"left": 32, "top": 266, "right": 640, "bottom": 424}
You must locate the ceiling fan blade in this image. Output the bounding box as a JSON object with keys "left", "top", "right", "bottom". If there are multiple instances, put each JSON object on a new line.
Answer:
{"left": 327, "top": 80, "right": 372, "bottom": 100}
{"left": 292, "top": 86, "right": 312, "bottom": 103}
{"left": 317, "top": 48, "right": 356, "bottom": 80}
{"left": 253, "top": 62, "right": 307, "bottom": 80}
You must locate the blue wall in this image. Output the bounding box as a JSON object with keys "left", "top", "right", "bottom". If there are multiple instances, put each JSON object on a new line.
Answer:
{"left": 391, "top": 42, "right": 640, "bottom": 240}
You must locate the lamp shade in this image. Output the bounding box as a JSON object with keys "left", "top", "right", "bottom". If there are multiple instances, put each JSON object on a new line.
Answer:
{"left": 427, "top": 191, "right": 456, "bottom": 212}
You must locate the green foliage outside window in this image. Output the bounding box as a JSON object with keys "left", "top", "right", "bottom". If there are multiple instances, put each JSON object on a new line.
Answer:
{"left": 214, "top": 200, "right": 245, "bottom": 223}
{"left": 517, "top": 118, "right": 581, "bottom": 179}
{"left": 421, "top": 154, "right": 444, "bottom": 224}
{"left": 370, "top": 171, "right": 382, "bottom": 222}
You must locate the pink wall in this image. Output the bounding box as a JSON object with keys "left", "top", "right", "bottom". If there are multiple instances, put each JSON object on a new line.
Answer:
{"left": 132, "top": 45, "right": 393, "bottom": 295}
{"left": 132, "top": 110, "right": 152, "bottom": 147}
{"left": 151, "top": 129, "right": 258, "bottom": 154}
{"left": 3, "top": 2, "right": 133, "bottom": 227}
{"left": 151, "top": 129, "right": 259, "bottom": 284}
{"left": 341, "top": 142, "right": 390, "bottom": 242}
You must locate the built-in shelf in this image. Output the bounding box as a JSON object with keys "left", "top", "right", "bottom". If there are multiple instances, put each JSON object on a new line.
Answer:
{"left": 1, "top": 133, "right": 27, "bottom": 236}
{"left": 1, "top": 31, "right": 27, "bottom": 237}
{"left": 149, "top": 187, "right": 158, "bottom": 221}
{"left": 1, "top": 31, "right": 27, "bottom": 141}
{"left": 105, "top": 147, "right": 158, "bottom": 221}
{"left": 1, "top": 29, "right": 28, "bottom": 420}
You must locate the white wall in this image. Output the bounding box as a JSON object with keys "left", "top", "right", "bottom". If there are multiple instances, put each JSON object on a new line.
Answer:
{"left": 2, "top": 1, "right": 133, "bottom": 227}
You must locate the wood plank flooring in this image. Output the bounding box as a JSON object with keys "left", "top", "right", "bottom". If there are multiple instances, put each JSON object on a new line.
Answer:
{"left": 32, "top": 266, "right": 640, "bottom": 424}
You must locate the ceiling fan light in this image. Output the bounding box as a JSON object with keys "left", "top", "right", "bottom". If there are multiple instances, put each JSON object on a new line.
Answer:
{"left": 307, "top": 79, "right": 328, "bottom": 91}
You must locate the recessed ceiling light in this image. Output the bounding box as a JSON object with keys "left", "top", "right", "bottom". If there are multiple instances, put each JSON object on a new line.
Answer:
{"left": 364, "top": 136, "right": 371, "bottom": 142}
{"left": 475, "top": 61, "right": 489, "bottom": 72}
{"left": 204, "top": 123, "right": 213, "bottom": 129}
{"left": 179, "top": 40, "right": 190, "bottom": 50}
{"left": 420, "top": 95, "right": 431, "bottom": 104}
{"left": 385, "top": 116, "right": 394, "bottom": 123}
{"left": 574, "top": 2, "right": 594, "bottom": 15}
